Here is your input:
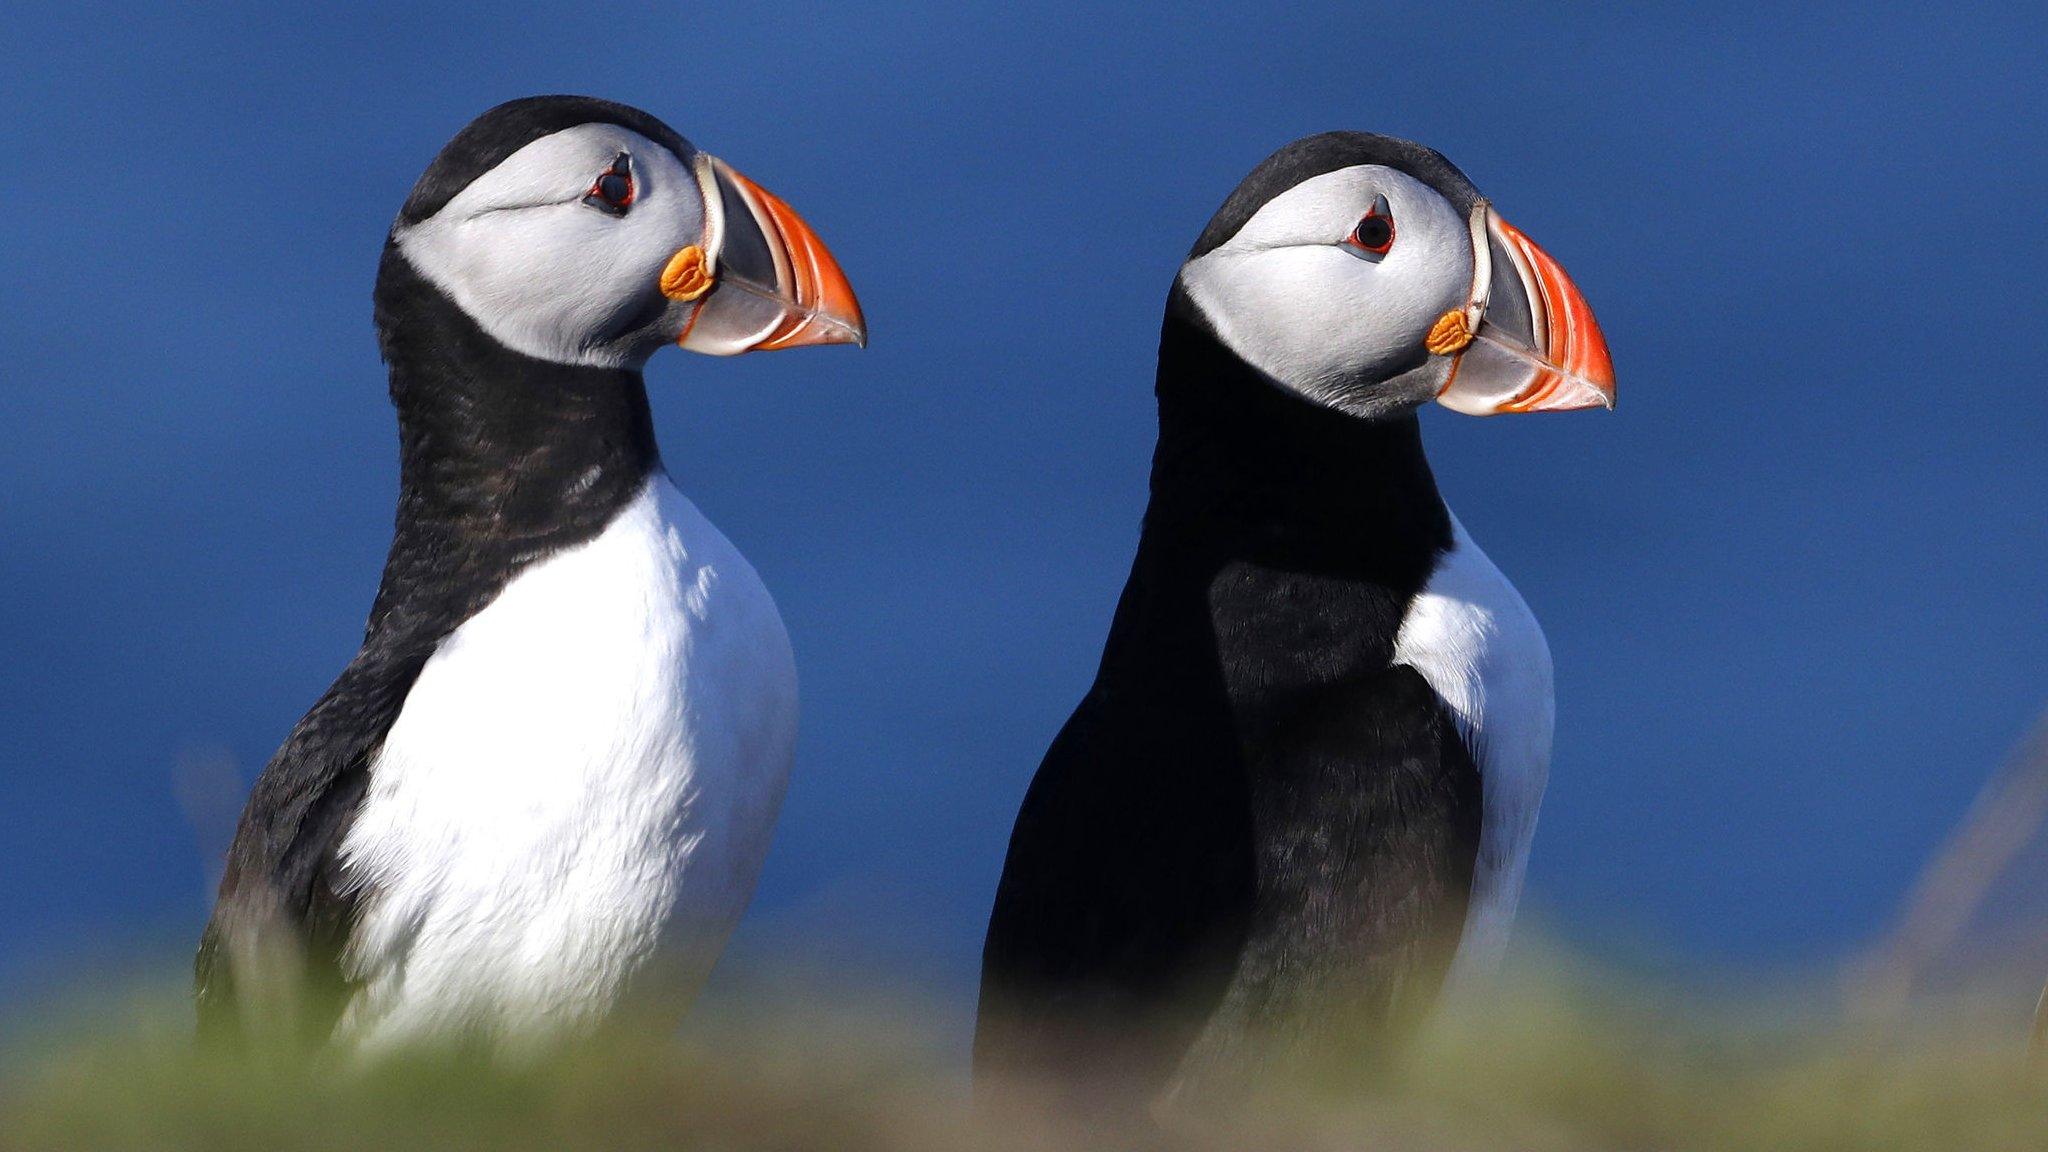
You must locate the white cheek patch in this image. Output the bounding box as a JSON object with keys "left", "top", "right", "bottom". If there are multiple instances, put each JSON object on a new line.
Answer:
{"left": 1181, "top": 165, "right": 1472, "bottom": 401}
{"left": 397, "top": 124, "right": 705, "bottom": 368}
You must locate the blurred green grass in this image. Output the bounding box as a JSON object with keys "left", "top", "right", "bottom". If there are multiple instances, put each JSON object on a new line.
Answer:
{"left": 4, "top": 951, "right": 2045, "bottom": 1151}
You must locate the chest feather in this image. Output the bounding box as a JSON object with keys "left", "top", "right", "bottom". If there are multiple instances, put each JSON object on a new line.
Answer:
{"left": 1393, "top": 515, "right": 1554, "bottom": 982}
{"left": 336, "top": 477, "right": 796, "bottom": 1042}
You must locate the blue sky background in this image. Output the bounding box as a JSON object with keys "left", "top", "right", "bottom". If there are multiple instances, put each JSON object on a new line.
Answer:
{"left": 2, "top": 3, "right": 2044, "bottom": 1014}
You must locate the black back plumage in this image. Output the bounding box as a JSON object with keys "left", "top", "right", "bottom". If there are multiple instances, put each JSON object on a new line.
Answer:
{"left": 195, "top": 101, "right": 676, "bottom": 1040}
{"left": 975, "top": 146, "right": 1487, "bottom": 1107}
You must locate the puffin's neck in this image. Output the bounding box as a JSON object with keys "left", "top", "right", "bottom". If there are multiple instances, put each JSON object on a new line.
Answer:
{"left": 1144, "top": 292, "right": 1451, "bottom": 566}
{"left": 359, "top": 249, "right": 662, "bottom": 642}
{"left": 373, "top": 247, "right": 661, "bottom": 547}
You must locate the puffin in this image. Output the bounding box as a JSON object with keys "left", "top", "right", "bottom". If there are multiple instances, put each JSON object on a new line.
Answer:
{"left": 195, "top": 96, "right": 865, "bottom": 1050}
{"left": 974, "top": 132, "right": 1613, "bottom": 1110}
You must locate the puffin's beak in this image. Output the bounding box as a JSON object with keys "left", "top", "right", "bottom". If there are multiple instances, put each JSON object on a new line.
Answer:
{"left": 1435, "top": 206, "right": 1614, "bottom": 416}
{"left": 662, "top": 154, "right": 867, "bottom": 356}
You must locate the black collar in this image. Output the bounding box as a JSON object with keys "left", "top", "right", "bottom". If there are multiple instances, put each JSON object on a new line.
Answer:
{"left": 363, "top": 246, "right": 661, "bottom": 654}
{"left": 1144, "top": 289, "right": 1452, "bottom": 571}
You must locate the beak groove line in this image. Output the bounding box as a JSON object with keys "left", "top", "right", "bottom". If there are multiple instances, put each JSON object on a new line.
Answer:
{"left": 722, "top": 166, "right": 867, "bottom": 351}
{"left": 1434, "top": 207, "right": 1615, "bottom": 415}
{"left": 668, "top": 154, "right": 867, "bottom": 355}
{"left": 1490, "top": 214, "right": 1612, "bottom": 413}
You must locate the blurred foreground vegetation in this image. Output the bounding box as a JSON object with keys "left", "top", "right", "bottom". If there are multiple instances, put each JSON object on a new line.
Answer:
{"left": 4, "top": 949, "right": 2045, "bottom": 1151}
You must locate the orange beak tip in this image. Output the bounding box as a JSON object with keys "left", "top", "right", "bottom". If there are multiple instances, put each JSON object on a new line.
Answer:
{"left": 720, "top": 164, "right": 868, "bottom": 354}
{"left": 1482, "top": 213, "right": 1616, "bottom": 416}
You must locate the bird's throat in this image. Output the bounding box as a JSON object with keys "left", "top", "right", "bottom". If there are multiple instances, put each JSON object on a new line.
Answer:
{"left": 1147, "top": 301, "right": 1452, "bottom": 564}
{"left": 360, "top": 247, "right": 663, "bottom": 644}
{"left": 374, "top": 246, "right": 661, "bottom": 546}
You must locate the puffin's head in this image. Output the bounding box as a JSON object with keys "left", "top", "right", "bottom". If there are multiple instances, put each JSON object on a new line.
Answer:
{"left": 382, "top": 95, "right": 864, "bottom": 369}
{"left": 1177, "top": 132, "right": 1612, "bottom": 419}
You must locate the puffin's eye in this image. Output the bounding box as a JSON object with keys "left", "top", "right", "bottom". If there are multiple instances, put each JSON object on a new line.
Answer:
{"left": 584, "top": 153, "right": 635, "bottom": 216}
{"left": 1347, "top": 194, "right": 1395, "bottom": 258}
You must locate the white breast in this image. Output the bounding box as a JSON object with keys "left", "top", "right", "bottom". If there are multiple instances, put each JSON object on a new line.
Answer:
{"left": 335, "top": 475, "right": 797, "bottom": 1048}
{"left": 1392, "top": 513, "right": 1554, "bottom": 986}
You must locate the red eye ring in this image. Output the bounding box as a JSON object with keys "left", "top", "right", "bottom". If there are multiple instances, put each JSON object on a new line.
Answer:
{"left": 1348, "top": 208, "right": 1395, "bottom": 255}
{"left": 584, "top": 153, "right": 635, "bottom": 215}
